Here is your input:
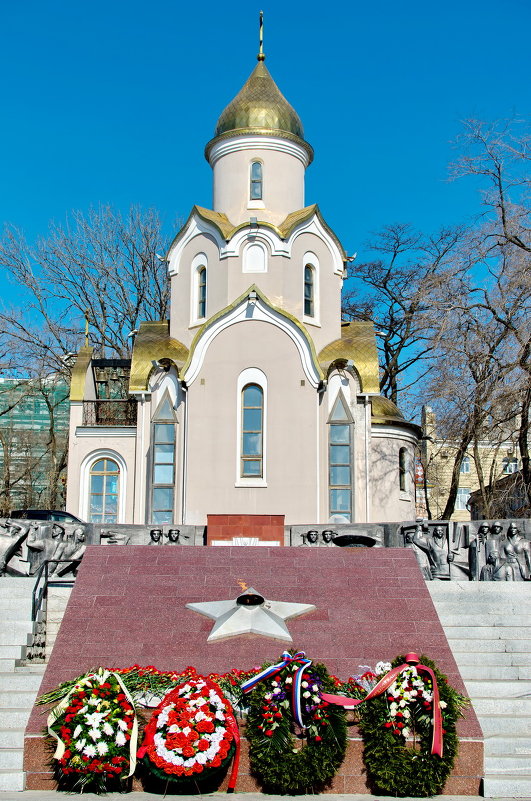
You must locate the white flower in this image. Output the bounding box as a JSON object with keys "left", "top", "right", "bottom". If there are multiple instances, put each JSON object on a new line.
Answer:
{"left": 73, "top": 724, "right": 82, "bottom": 738}
{"left": 96, "top": 741, "right": 108, "bottom": 755}
{"left": 403, "top": 708, "right": 411, "bottom": 719}
{"left": 83, "top": 745, "right": 97, "bottom": 758}
{"left": 85, "top": 711, "right": 107, "bottom": 728}
{"left": 103, "top": 722, "right": 114, "bottom": 736}
{"left": 273, "top": 687, "right": 281, "bottom": 695}
{"left": 115, "top": 731, "right": 126, "bottom": 747}
{"left": 439, "top": 700, "right": 447, "bottom": 709}
{"left": 301, "top": 681, "right": 308, "bottom": 688}
{"left": 75, "top": 739, "right": 86, "bottom": 751}
{"left": 312, "top": 684, "right": 319, "bottom": 692}
{"left": 118, "top": 719, "right": 128, "bottom": 731}
{"left": 402, "top": 727, "right": 410, "bottom": 738}
{"left": 284, "top": 677, "right": 292, "bottom": 685}
{"left": 375, "top": 661, "right": 392, "bottom": 675}
{"left": 88, "top": 728, "right": 101, "bottom": 741}
{"left": 303, "top": 691, "right": 311, "bottom": 698}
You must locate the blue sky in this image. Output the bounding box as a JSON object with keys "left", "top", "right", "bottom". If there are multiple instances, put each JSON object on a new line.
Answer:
{"left": 1, "top": 0, "right": 529, "bottom": 280}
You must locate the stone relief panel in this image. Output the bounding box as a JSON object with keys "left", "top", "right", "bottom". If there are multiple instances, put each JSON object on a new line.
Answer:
{"left": 401, "top": 519, "right": 530, "bottom": 581}
{"left": 0, "top": 519, "right": 96, "bottom": 576}
{"left": 96, "top": 524, "right": 204, "bottom": 547}
{"left": 290, "top": 524, "right": 384, "bottom": 548}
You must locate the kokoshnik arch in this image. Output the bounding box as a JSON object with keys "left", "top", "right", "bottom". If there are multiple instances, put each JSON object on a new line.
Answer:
{"left": 66, "top": 44, "right": 420, "bottom": 527}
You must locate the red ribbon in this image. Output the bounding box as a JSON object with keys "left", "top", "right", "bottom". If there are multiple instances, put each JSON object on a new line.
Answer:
{"left": 321, "top": 652, "right": 443, "bottom": 757}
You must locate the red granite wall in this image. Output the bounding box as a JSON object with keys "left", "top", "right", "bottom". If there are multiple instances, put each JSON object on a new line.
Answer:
{"left": 206, "top": 514, "right": 285, "bottom": 544}
{"left": 25, "top": 545, "right": 483, "bottom": 793}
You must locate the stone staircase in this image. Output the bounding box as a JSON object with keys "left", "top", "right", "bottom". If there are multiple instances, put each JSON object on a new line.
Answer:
{"left": 0, "top": 577, "right": 45, "bottom": 791}
{"left": 429, "top": 580, "right": 531, "bottom": 798}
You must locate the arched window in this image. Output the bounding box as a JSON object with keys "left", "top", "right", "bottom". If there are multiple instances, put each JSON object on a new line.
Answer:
{"left": 241, "top": 383, "right": 263, "bottom": 477}
{"left": 197, "top": 266, "right": 207, "bottom": 319}
{"left": 250, "top": 161, "right": 263, "bottom": 200}
{"left": 304, "top": 264, "right": 315, "bottom": 317}
{"left": 89, "top": 458, "right": 120, "bottom": 523}
{"left": 399, "top": 447, "right": 408, "bottom": 492}
{"left": 328, "top": 392, "right": 353, "bottom": 521}
{"left": 460, "top": 455, "right": 471, "bottom": 474}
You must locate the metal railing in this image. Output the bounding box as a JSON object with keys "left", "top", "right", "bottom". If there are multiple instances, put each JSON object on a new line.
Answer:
{"left": 83, "top": 398, "right": 137, "bottom": 426}
{"left": 32, "top": 559, "right": 79, "bottom": 622}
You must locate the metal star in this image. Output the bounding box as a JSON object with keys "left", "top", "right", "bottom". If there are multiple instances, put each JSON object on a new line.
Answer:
{"left": 186, "top": 587, "right": 315, "bottom": 643}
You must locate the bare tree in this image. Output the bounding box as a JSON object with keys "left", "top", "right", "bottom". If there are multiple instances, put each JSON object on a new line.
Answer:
{"left": 0, "top": 205, "right": 172, "bottom": 376}
{"left": 342, "top": 223, "right": 464, "bottom": 407}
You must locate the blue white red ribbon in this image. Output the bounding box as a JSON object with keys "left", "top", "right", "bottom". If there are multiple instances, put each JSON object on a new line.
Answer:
{"left": 241, "top": 651, "right": 313, "bottom": 729}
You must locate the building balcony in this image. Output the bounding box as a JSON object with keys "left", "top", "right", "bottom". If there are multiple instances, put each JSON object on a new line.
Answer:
{"left": 82, "top": 399, "right": 137, "bottom": 427}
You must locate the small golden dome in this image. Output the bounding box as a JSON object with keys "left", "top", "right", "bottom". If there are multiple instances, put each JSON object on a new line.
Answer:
{"left": 206, "top": 60, "right": 313, "bottom": 163}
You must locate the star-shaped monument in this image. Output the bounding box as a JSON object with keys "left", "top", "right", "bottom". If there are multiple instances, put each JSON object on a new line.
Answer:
{"left": 186, "top": 587, "right": 315, "bottom": 642}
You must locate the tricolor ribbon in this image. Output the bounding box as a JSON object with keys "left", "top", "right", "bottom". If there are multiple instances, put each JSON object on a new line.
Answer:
{"left": 241, "top": 650, "right": 312, "bottom": 729}
{"left": 321, "top": 652, "right": 443, "bottom": 757}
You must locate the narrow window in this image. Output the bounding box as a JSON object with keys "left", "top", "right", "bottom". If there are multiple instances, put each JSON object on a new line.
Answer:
{"left": 328, "top": 393, "right": 352, "bottom": 521}
{"left": 241, "top": 384, "right": 263, "bottom": 477}
{"left": 456, "top": 487, "right": 471, "bottom": 511}
{"left": 197, "top": 266, "right": 207, "bottom": 319}
{"left": 89, "top": 459, "right": 119, "bottom": 523}
{"left": 304, "top": 264, "right": 314, "bottom": 317}
{"left": 460, "top": 455, "right": 470, "bottom": 474}
{"left": 250, "top": 161, "right": 263, "bottom": 200}
{"left": 150, "top": 393, "right": 177, "bottom": 524}
{"left": 503, "top": 457, "right": 518, "bottom": 474}
{"left": 399, "top": 447, "right": 408, "bottom": 492}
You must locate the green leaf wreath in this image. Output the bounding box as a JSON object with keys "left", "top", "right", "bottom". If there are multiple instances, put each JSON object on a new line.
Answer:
{"left": 245, "top": 653, "right": 347, "bottom": 794}
{"left": 353, "top": 654, "right": 468, "bottom": 797}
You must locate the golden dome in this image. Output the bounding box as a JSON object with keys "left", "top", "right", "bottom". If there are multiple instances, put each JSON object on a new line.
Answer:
{"left": 206, "top": 60, "right": 313, "bottom": 163}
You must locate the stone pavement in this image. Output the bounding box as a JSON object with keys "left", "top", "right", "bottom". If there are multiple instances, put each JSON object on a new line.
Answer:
{"left": 0, "top": 792, "right": 516, "bottom": 801}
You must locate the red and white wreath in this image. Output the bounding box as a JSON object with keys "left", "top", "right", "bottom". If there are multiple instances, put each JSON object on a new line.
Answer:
{"left": 139, "top": 677, "right": 237, "bottom": 781}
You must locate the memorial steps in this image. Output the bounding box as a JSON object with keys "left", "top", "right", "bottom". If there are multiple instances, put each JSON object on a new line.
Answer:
{"left": 0, "top": 577, "right": 45, "bottom": 791}
{"left": 428, "top": 581, "right": 531, "bottom": 799}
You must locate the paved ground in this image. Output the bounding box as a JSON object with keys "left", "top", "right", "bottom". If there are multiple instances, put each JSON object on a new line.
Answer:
{"left": 0, "top": 793, "right": 516, "bottom": 801}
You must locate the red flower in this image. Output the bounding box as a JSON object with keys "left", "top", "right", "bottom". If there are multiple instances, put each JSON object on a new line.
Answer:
{"left": 314, "top": 735, "right": 322, "bottom": 742}
{"left": 264, "top": 729, "right": 273, "bottom": 737}
{"left": 196, "top": 720, "right": 215, "bottom": 733}
{"left": 197, "top": 739, "right": 210, "bottom": 751}
{"left": 182, "top": 745, "right": 195, "bottom": 757}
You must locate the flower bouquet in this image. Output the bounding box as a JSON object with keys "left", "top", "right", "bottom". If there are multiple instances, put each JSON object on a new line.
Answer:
{"left": 47, "top": 669, "right": 137, "bottom": 792}
{"left": 138, "top": 677, "right": 238, "bottom": 789}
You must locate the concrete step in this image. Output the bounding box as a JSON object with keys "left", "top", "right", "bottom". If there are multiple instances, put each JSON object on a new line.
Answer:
{"left": 464, "top": 679, "right": 531, "bottom": 697}
{"left": 433, "top": 602, "right": 531, "bottom": 615}
{"left": 0, "top": 646, "right": 24, "bottom": 660}
{"left": 0, "top": 730, "right": 24, "bottom": 749}
{"left": 0, "top": 709, "right": 32, "bottom": 729}
{"left": 459, "top": 664, "right": 531, "bottom": 680}
{"left": 0, "top": 660, "right": 16, "bottom": 673}
{"left": 0, "top": 690, "right": 41, "bottom": 709}
{"left": 0, "top": 749, "right": 23, "bottom": 770}
{"left": 0, "top": 622, "right": 35, "bottom": 645}
{"left": 0, "top": 598, "right": 33, "bottom": 614}
{"left": 0, "top": 578, "right": 35, "bottom": 596}
{"left": 480, "top": 714, "right": 531, "bottom": 735}
{"left": 450, "top": 651, "right": 531, "bottom": 666}
{"left": 0, "top": 769, "right": 24, "bottom": 791}
{"left": 483, "top": 774, "right": 531, "bottom": 798}
{"left": 451, "top": 638, "right": 531, "bottom": 653}
{"left": 0, "top": 673, "right": 43, "bottom": 691}
{"left": 485, "top": 753, "right": 531, "bottom": 772}
{"left": 444, "top": 625, "right": 531, "bottom": 639}
{"left": 484, "top": 735, "right": 531, "bottom": 755}
{"left": 472, "top": 697, "right": 531, "bottom": 715}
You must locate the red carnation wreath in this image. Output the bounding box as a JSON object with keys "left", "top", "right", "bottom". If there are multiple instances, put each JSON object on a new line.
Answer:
{"left": 138, "top": 677, "right": 239, "bottom": 789}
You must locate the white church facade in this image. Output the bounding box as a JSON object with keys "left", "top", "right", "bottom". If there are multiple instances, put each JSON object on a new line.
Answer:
{"left": 66, "top": 54, "right": 420, "bottom": 526}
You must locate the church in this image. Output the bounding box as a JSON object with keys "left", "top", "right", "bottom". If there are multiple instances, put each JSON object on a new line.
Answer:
{"left": 66, "top": 47, "right": 420, "bottom": 527}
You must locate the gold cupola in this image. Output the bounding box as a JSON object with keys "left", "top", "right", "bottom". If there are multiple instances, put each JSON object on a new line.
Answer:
{"left": 205, "top": 59, "right": 313, "bottom": 164}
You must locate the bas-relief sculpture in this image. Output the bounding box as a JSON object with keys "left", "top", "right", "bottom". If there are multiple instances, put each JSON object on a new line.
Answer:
{"left": 291, "top": 524, "right": 385, "bottom": 548}
{"left": 401, "top": 519, "right": 531, "bottom": 581}
{"left": 98, "top": 525, "right": 199, "bottom": 546}
{"left": 0, "top": 519, "right": 92, "bottom": 577}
